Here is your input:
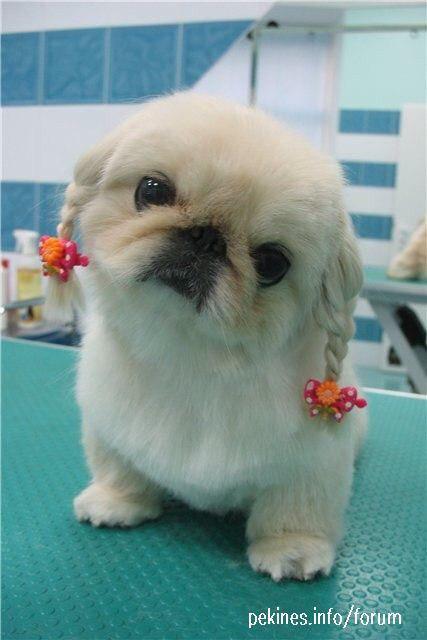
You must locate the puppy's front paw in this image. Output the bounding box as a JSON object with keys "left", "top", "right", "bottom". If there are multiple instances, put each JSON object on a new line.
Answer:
{"left": 248, "top": 533, "right": 334, "bottom": 582}
{"left": 74, "top": 483, "right": 162, "bottom": 527}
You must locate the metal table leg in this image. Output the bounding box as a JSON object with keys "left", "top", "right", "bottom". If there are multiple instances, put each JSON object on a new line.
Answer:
{"left": 370, "top": 300, "right": 427, "bottom": 395}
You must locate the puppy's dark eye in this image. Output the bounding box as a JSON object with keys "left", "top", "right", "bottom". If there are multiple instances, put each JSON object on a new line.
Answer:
{"left": 252, "top": 243, "right": 291, "bottom": 287}
{"left": 135, "top": 175, "right": 176, "bottom": 211}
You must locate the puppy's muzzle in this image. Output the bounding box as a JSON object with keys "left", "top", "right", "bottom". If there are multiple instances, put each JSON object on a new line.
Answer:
{"left": 145, "top": 225, "right": 227, "bottom": 310}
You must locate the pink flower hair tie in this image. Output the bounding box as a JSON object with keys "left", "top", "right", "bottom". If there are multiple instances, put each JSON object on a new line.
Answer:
{"left": 303, "top": 378, "right": 367, "bottom": 424}
{"left": 39, "top": 235, "right": 89, "bottom": 282}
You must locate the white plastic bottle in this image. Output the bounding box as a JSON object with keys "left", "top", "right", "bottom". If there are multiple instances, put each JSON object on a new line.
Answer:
{"left": 1, "top": 258, "right": 9, "bottom": 330}
{"left": 13, "top": 229, "right": 43, "bottom": 326}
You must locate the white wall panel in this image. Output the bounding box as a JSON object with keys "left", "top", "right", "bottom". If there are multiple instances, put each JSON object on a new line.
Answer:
{"left": 2, "top": 1, "right": 270, "bottom": 33}
{"left": 2, "top": 104, "right": 144, "bottom": 182}
{"left": 335, "top": 133, "right": 399, "bottom": 162}
{"left": 255, "top": 31, "right": 335, "bottom": 149}
{"left": 394, "top": 103, "right": 427, "bottom": 232}
{"left": 358, "top": 238, "right": 393, "bottom": 266}
{"left": 193, "top": 34, "right": 251, "bottom": 105}
{"left": 355, "top": 298, "right": 375, "bottom": 318}
{"left": 344, "top": 186, "right": 395, "bottom": 213}
{"left": 349, "top": 340, "right": 382, "bottom": 368}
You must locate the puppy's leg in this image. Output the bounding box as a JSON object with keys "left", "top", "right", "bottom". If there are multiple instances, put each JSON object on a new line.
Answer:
{"left": 74, "top": 431, "right": 163, "bottom": 527}
{"left": 247, "top": 467, "right": 352, "bottom": 581}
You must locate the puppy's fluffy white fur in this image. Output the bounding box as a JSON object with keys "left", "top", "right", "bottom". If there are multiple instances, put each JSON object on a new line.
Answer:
{"left": 60, "top": 93, "right": 367, "bottom": 581}
{"left": 388, "top": 219, "right": 427, "bottom": 280}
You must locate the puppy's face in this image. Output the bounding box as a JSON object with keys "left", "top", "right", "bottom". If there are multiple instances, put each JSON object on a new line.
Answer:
{"left": 78, "top": 94, "right": 353, "bottom": 362}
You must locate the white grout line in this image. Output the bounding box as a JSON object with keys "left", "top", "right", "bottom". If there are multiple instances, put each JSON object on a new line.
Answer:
{"left": 175, "top": 23, "right": 184, "bottom": 90}
{"left": 38, "top": 31, "right": 46, "bottom": 104}
{"left": 102, "top": 27, "right": 112, "bottom": 104}
{"left": 33, "top": 182, "right": 41, "bottom": 233}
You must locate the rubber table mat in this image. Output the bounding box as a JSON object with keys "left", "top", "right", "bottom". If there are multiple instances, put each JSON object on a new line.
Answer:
{"left": 2, "top": 339, "right": 426, "bottom": 639}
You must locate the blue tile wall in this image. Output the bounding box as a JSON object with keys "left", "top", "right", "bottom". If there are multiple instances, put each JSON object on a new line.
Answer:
{"left": 44, "top": 29, "right": 105, "bottom": 104}
{"left": 1, "top": 32, "right": 40, "bottom": 105}
{"left": 39, "top": 183, "right": 66, "bottom": 236}
{"left": 1, "top": 22, "right": 395, "bottom": 356}
{"left": 351, "top": 214, "right": 393, "bottom": 240}
{"left": 1, "top": 21, "right": 250, "bottom": 105}
{"left": 354, "top": 317, "right": 383, "bottom": 343}
{"left": 110, "top": 25, "right": 178, "bottom": 102}
{"left": 1, "top": 182, "right": 66, "bottom": 251}
{"left": 339, "top": 110, "right": 400, "bottom": 135}
{"left": 342, "top": 161, "right": 397, "bottom": 188}
{"left": 0, "top": 180, "right": 387, "bottom": 345}
{"left": 181, "top": 21, "right": 250, "bottom": 88}
{"left": 1, "top": 183, "right": 37, "bottom": 250}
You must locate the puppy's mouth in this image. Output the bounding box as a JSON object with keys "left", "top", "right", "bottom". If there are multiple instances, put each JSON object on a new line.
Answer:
{"left": 138, "top": 226, "right": 227, "bottom": 311}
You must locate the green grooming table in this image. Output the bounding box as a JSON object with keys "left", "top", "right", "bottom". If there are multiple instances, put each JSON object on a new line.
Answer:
{"left": 2, "top": 339, "right": 426, "bottom": 640}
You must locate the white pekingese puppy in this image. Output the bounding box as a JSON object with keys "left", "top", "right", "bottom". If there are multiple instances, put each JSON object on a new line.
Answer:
{"left": 56, "top": 93, "right": 367, "bottom": 581}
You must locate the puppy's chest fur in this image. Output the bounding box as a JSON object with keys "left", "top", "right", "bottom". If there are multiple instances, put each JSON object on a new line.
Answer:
{"left": 77, "top": 324, "right": 309, "bottom": 511}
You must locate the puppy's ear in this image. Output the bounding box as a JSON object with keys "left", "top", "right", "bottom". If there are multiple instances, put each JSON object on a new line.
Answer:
{"left": 314, "top": 218, "right": 363, "bottom": 381}
{"left": 44, "top": 129, "right": 121, "bottom": 322}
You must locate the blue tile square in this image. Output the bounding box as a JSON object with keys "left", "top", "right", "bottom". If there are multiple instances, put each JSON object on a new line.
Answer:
{"left": 390, "top": 111, "right": 401, "bottom": 135}
{"left": 342, "top": 162, "right": 396, "bottom": 188}
{"left": 342, "top": 161, "right": 362, "bottom": 185}
{"left": 351, "top": 214, "right": 393, "bottom": 240}
{"left": 339, "top": 110, "right": 401, "bottom": 135}
{"left": 354, "top": 317, "right": 383, "bottom": 342}
{"left": 1, "top": 32, "right": 40, "bottom": 105}
{"left": 181, "top": 21, "right": 251, "bottom": 88}
{"left": 362, "top": 162, "right": 396, "bottom": 188}
{"left": 44, "top": 29, "right": 105, "bottom": 104}
{"left": 366, "top": 111, "right": 400, "bottom": 135}
{"left": 339, "top": 110, "right": 366, "bottom": 134}
{"left": 109, "top": 25, "right": 178, "bottom": 102}
{"left": 1, "top": 182, "right": 37, "bottom": 251}
{"left": 38, "top": 183, "right": 67, "bottom": 237}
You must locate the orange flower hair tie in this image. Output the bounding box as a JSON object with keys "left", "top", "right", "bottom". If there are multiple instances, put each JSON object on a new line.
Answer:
{"left": 39, "top": 236, "right": 89, "bottom": 282}
{"left": 304, "top": 379, "right": 367, "bottom": 423}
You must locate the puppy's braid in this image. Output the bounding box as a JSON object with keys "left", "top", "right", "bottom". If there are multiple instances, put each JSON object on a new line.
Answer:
{"left": 45, "top": 181, "right": 97, "bottom": 322}
{"left": 316, "top": 298, "right": 356, "bottom": 381}
{"left": 314, "top": 220, "right": 363, "bottom": 382}
{"left": 45, "top": 122, "right": 125, "bottom": 321}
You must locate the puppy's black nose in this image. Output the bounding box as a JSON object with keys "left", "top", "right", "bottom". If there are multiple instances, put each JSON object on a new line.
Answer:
{"left": 183, "top": 226, "right": 226, "bottom": 257}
